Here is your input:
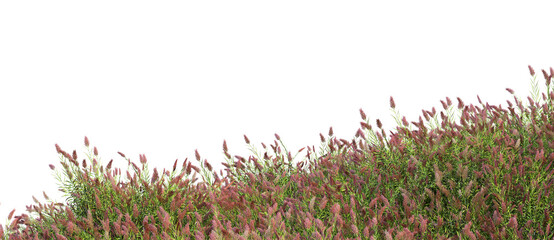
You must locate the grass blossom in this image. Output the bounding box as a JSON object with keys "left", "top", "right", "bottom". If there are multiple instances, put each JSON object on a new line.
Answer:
{"left": 1, "top": 65, "right": 554, "bottom": 239}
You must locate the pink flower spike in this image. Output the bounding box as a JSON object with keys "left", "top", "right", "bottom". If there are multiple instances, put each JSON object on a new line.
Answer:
{"left": 359, "top": 108, "right": 367, "bottom": 120}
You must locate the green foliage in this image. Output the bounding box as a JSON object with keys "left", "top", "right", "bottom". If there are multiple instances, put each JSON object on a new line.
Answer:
{"left": 2, "top": 65, "right": 554, "bottom": 239}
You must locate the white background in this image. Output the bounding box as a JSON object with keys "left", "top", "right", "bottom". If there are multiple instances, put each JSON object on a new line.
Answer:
{"left": 1, "top": 1, "right": 553, "bottom": 231}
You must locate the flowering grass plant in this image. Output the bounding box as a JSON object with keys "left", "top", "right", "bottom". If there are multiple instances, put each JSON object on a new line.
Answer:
{"left": 1, "top": 65, "right": 554, "bottom": 239}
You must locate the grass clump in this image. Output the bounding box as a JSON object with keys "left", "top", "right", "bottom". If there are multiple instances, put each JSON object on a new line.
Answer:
{"left": 1, "top": 65, "right": 554, "bottom": 239}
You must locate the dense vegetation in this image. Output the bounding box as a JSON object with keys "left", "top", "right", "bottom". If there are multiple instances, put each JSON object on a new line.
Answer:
{"left": 2, "top": 65, "right": 554, "bottom": 239}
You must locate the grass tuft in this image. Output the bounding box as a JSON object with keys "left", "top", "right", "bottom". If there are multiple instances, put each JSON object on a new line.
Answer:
{"left": 2, "top": 65, "right": 554, "bottom": 239}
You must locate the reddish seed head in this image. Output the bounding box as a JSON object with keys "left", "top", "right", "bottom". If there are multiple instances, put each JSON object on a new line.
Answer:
{"left": 508, "top": 216, "right": 518, "bottom": 229}
{"left": 543, "top": 68, "right": 552, "bottom": 86}
{"left": 529, "top": 65, "right": 535, "bottom": 76}
{"left": 72, "top": 150, "right": 77, "bottom": 162}
{"left": 275, "top": 133, "right": 280, "bottom": 141}
{"left": 84, "top": 136, "right": 89, "bottom": 147}
{"left": 93, "top": 147, "right": 98, "bottom": 156}
{"left": 195, "top": 149, "right": 201, "bottom": 161}
{"left": 7, "top": 209, "right": 15, "bottom": 221}
{"left": 360, "top": 121, "right": 370, "bottom": 130}
{"left": 63, "top": 152, "right": 72, "bottom": 161}
{"left": 223, "top": 140, "right": 228, "bottom": 152}
{"left": 542, "top": 69, "right": 550, "bottom": 81}
{"left": 402, "top": 116, "right": 408, "bottom": 127}
{"left": 446, "top": 97, "right": 452, "bottom": 107}
{"left": 106, "top": 159, "right": 113, "bottom": 169}
{"left": 118, "top": 152, "right": 126, "bottom": 158}
{"left": 457, "top": 97, "right": 464, "bottom": 109}
{"left": 330, "top": 203, "right": 340, "bottom": 215}
{"left": 376, "top": 119, "right": 382, "bottom": 129}
{"left": 356, "top": 129, "right": 365, "bottom": 139}
{"left": 55, "top": 144, "right": 62, "bottom": 154}
{"left": 243, "top": 135, "right": 250, "bottom": 144}
{"left": 440, "top": 100, "right": 447, "bottom": 110}
{"left": 389, "top": 96, "right": 396, "bottom": 109}
{"left": 506, "top": 88, "right": 514, "bottom": 94}
{"left": 49, "top": 164, "right": 55, "bottom": 170}
{"left": 172, "top": 159, "right": 178, "bottom": 172}
{"left": 422, "top": 110, "right": 429, "bottom": 121}
{"left": 140, "top": 154, "right": 147, "bottom": 164}
{"left": 319, "top": 133, "right": 325, "bottom": 142}
{"left": 43, "top": 191, "right": 50, "bottom": 201}
{"left": 204, "top": 159, "right": 213, "bottom": 172}
{"left": 329, "top": 127, "right": 333, "bottom": 136}
{"left": 359, "top": 108, "right": 367, "bottom": 120}
{"left": 151, "top": 168, "right": 159, "bottom": 184}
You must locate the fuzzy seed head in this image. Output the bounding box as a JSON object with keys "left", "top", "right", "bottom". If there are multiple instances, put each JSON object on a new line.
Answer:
{"left": 43, "top": 191, "right": 50, "bottom": 201}
{"left": 329, "top": 127, "right": 333, "bottom": 136}
{"left": 275, "top": 133, "right": 280, "bottom": 141}
{"left": 360, "top": 121, "right": 370, "bottom": 130}
{"left": 330, "top": 203, "right": 340, "bottom": 215}
{"left": 376, "top": 119, "right": 382, "bottom": 129}
{"left": 359, "top": 108, "right": 367, "bottom": 120}
{"left": 351, "top": 224, "right": 359, "bottom": 235}
{"left": 506, "top": 88, "right": 514, "bottom": 94}
{"left": 140, "top": 154, "right": 147, "bottom": 164}
{"left": 440, "top": 100, "right": 447, "bottom": 110}
{"left": 49, "top": 164, "right": 55, "bottom": 170}
{"left": 390, "top": 96, "right": 396, "bottom": 109}
{"left": 151, "top": 168, "right": 159, "bottom": 184}
{"left": 529, "top": 65, "right": 535, "bottom": 76}
{"left": 303, "top": 217, "right": 312, "bottom": 229}
{"left": 457, "top": 97, "right": 464, "bottom": 109}
{"left": 204, "top": 159, "right": 213, "bottom": 172}
{"left": 172, "top": 159, "right": 178, "bottom": 172}
{"left": 542, "top": 69, "right": 550, "bottom": 81}
{"left": 508, "top": 215, "right": 518, "bottom": 229}
{"left": 243, "top": 135, "right": 250, "bottom": 144}
{"left": 319, "top": 133, "right": 325, "bottom": 142}
{"left": 84, "top": 136, "right": 89, "bottom": 147}
{"left": 7, "top": 209, "right": 14, "bottom": 221}
{"left": 93, "top": 147, "right": 98, "bottom": 156}
{"left": 195, "top": 149, "right": 201, "bottom": 162}
{"left": 223, "top": 140, "right": 228, "bottom": 152}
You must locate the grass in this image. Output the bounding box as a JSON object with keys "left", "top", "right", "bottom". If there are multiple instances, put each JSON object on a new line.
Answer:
{"left": 1, "top": 65, "right": 553, "bottom": 239}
